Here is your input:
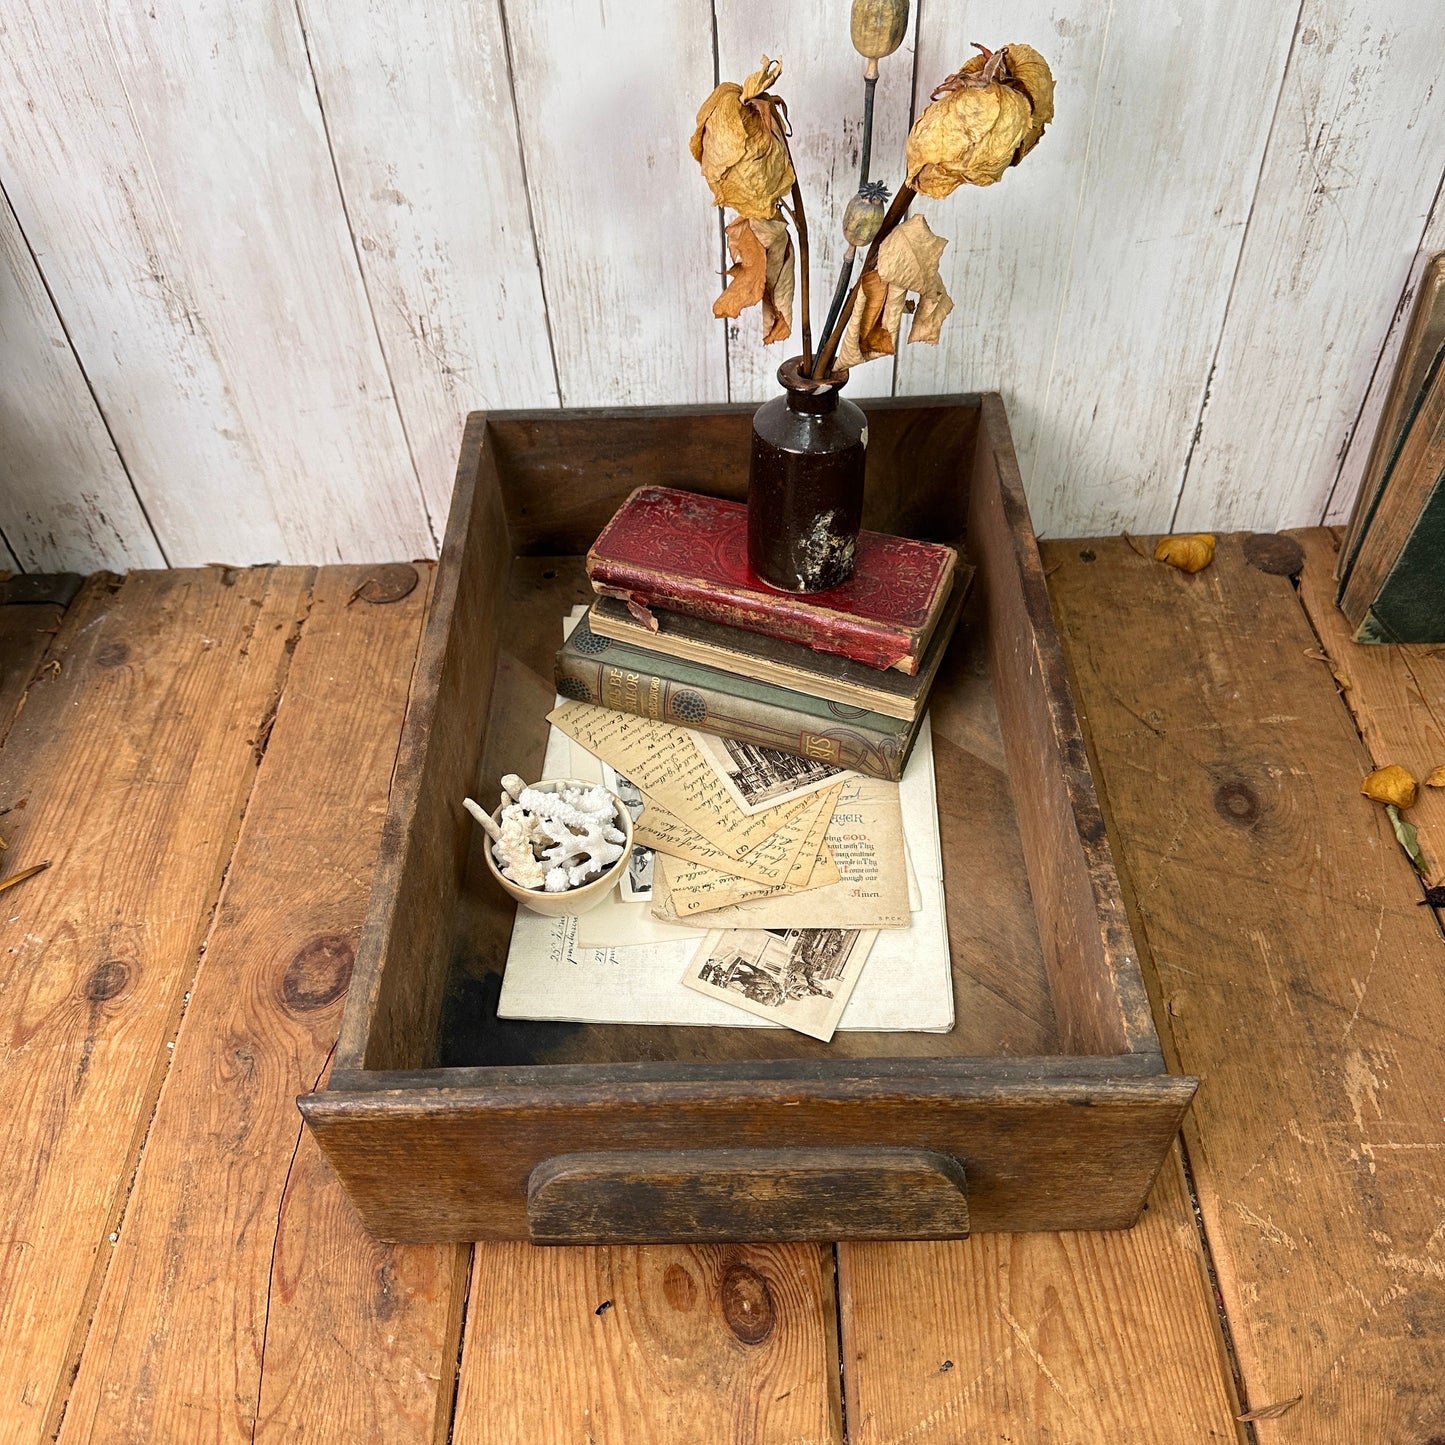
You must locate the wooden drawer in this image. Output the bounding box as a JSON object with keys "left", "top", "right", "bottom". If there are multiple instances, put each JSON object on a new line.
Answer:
{"left": 298, "top": 395, "right": 1195, "bottom": 1244}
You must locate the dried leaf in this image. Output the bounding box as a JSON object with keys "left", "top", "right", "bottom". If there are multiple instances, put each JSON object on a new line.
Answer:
{"left": 1424, "top": 765, "right": 1445, "bottom": 788}
{"left": 691, "top": 57, "right": 795, "bottom": 220}
{"left": 1154, "top": 533, "right": 1216, "bottom": 573}
{"left": 837, "top": 268, "right": 893, "bottom": 369}
{"left": 877, "top": 214, "right": 953, "bottom": 344}
{"left": 839, "top": 215, "right": 954, "bottom": 367}
{"left": 1362, "top": 764, "right": 1418, "bottom": 809}
{"left": 714, "top": 217, "right": 794, "bottom": 343}
{"left": 1417, "top": 884, "right": 1445, "bottom": 907}
{"left": 1387, "top": 804, "right": 1427, "bottom": 874}
{"left": 1237, "top": 1395, "right": 1302, "bottom": 1423}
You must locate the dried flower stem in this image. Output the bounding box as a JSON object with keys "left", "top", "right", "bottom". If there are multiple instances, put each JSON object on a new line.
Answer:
{"left": 812, "top": 68, "right": 881, "bottom": 378}
{"left": 814, "top": 181, "right": 916, "bottom": 376}
{"left": 788, "top": 174, "right": 813, "bottom": 371}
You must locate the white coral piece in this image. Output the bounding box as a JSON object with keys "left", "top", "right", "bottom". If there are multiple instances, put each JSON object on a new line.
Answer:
{"left": 467, "top": 779, "right": 626, "bottom": 893}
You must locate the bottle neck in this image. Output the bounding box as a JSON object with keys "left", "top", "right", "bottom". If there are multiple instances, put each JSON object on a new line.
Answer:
{"left": 777, "top": 356, "right": 848, "bottom": 416}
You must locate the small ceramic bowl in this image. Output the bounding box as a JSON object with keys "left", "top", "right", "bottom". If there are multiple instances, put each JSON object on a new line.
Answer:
{"left": 481, "top": 778, "right": 635, "bottom": 918}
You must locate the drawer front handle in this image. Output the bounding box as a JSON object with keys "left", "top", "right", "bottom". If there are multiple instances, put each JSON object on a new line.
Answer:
{"left": 527, "top": 1146, "right": 969, "bottom": 1243}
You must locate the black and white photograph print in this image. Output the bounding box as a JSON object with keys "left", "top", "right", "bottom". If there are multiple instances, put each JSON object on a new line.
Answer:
{"left": 681, "top": 926, "right": 878, "bottom": 1041}
{"left": 621, "top": 843, "right": 656, "bottom": 902}
{"left": 693, "top": 732, "right": 848, "bottom": 815}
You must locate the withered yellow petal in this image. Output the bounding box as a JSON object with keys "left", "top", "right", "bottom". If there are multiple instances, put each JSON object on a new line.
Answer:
{"left": 906, "top": 82, "right": 1032, "bottom": 196}
{"left": 1153, "top": 533, "right": 1216, "bottom": 573}
{"left": 1362, "top": 764, "right": 1418, "bottom": 809}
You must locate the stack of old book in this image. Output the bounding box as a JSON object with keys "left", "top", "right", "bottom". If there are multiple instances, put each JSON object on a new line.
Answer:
{"left": 489, "top": 485, "right": 971, "bottom": 1042}
{"left": 555, "top": 485, "right": 971, "bottom": 782}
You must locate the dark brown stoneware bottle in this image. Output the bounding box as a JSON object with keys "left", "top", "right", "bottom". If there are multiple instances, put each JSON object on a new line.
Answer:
{"left": 747, "top": 356, "right": 867, "bottom": 593}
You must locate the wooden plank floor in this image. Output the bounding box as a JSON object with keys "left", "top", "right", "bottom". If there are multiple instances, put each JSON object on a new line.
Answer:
{"left": 1, "top": 533, "right": 1441, "bottom": 1442}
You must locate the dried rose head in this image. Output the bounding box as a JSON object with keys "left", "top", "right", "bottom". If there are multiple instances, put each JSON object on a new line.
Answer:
{"left": 850, "top": 0, "right": 910, "bottom": 61}
{"left": 905, "top": 43, "right": 1055, "bottom": 197}
{"left": 691, "top": 56, "right": 796, "bottom": 220}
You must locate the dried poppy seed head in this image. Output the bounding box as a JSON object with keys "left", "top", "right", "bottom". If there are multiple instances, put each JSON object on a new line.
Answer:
{"left": 842, "top": 183, "right": 891, "bottom": 246}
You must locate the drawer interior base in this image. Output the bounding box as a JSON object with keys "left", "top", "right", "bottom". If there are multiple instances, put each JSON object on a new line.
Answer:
{"left": 437, "top": 555, "right": 1060, "bottom": 1069}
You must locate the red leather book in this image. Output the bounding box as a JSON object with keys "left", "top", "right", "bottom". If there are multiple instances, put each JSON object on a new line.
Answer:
{"left": 586, "top": 487, "right": 957, "bottom": 675}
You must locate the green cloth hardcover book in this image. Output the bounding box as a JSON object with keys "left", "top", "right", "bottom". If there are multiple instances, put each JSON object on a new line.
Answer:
{"left": 555, "top": 611, "right": 928, "bottom": 782}
{"left": 1351, "top": 472, "right": 1445, "bottom": 643}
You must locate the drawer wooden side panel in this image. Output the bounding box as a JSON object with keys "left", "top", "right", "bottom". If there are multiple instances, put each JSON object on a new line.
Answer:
{"left": 300, "top": 1072, "right": 1195, "bottom": 1243}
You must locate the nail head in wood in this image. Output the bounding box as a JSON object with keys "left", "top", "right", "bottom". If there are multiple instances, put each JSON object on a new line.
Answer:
{"left": 1242, "top": 533, "right": 1305, "bottom": 576}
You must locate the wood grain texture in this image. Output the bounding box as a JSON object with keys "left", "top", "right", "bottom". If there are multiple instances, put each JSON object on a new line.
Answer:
{"left": 0, "top": 189, "right": 160, "bottom": 571}
{"left": 0, "top": 2, "right": 433, "bottom": 564}
{"left": 499, "top": 0, "right": 725, "bottom": 406}
{"left": 839, "top": 1147, "right": 1244, "bottom": 1444}
{"left": 303, "top": 1069, "right": 1193, "bottom": 1242}
{"left": 297, "top": 0, "right": 560, "bottom": 528}
{"left": 1047, "top": 533, "right": 1445, "bottom": 1440}
{"left": 527, "top": 1148, "right": 970, "bottom": 1244}
{"left": 715, "top": 0, "right": 918, "bottom": 403}
{"left": 969, "top": 397, "right": 1157, "bottom": 1057}
{"left": 452, "top": 1241, "right": 841, "bottom": 1444}
{"left": 1000, "top": 0, "right": 1302, "bottom": 537}
{"left": 1175, "top": 4, "right": 1445, "bottom": 532}
{"left": 57, "top": 564, "right": 464, "bottom": 1444}
{"left": 0, "top": 567, "right": 308, "bottom": 1443}
{"left": 1295, "top": 527, "right": 1445, "bottom": 885}
{"left": 337, "top": 416, "right": 510, "bottom": 1076}
{"left": 0, "top": 596, "right": 64, "bottom": 737}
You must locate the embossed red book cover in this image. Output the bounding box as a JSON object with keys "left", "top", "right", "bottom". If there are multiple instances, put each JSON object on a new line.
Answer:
{"left": 586, "top": 486, "right": 957, "bottom": 674}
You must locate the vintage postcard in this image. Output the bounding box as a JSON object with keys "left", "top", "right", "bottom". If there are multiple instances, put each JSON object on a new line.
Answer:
{"left": 681, "top": 928, "right": 879, "bottom": 1041}
{"left": 693, "top": 730, "right": 850, "bottom": 816}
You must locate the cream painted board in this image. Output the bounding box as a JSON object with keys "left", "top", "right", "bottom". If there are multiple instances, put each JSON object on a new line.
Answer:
{"left": 1324, "top": 205, "right": 1445, "bottom": 526}
{"left": 0, "top": 190, "right": 161, "bottom": 572}
{"left": 932, "top": 1, "right": 1299, "bottom": 538}
{"left": 715, "top": 0, "right": 919, "bottom": 403}
{"left": 297, "top": 0, "right": 560, "bottom": 529}
{"left": 895, "top": 0, "right": 1114, "bottom": 489}
{"left": 1175, "top": 4, "right": 1445, "bottom": 533}
{"left": 0, "top": 2, "right": 433, "bottom": 565}
{"left": 500, "top": 0, "right": 725, "bottom": 407}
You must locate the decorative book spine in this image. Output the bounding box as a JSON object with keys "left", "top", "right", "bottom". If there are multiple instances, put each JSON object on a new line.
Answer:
{"left": 554, "top": 651, "right": 915, "bottom": 783}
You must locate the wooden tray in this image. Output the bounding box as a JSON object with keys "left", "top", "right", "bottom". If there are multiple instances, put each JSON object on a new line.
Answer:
{"left": 299, "top": 396, "right": 1196, "bottom": 1244}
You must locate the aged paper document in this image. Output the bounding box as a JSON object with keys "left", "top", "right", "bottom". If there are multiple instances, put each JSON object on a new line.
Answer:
{"left": 496, "top": 714, "right": 952, "bottom": 1031}
{"left": 656, "top": 772, "right": 910, "bottom": 929}
{"left": 549, "top": 701, "right": 815, "bottom": 858}
{"left": 681, "top": 929, "right": 879, "bottom": 1041}
{"left": 633, "top": 784, "right": 834, "bottom": 887}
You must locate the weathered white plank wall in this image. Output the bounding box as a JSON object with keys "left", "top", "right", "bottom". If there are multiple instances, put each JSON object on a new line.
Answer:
{"left": 0, "top": 0, "right": 1440, "bottom": 568}
{"left": 500, "top": 0, "right": 725, "bottom": 407}
{"left": 0, "top": 190, "right": 159, "bottom": 571}
{"left": 296, "top": 0, "right": 560, "bottom": 529}
{"left": 1173, "top": 2, "right": 1445, "bottom": 533}
{"left": 0, "top": 0, "right": 433, "bottom": 565}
